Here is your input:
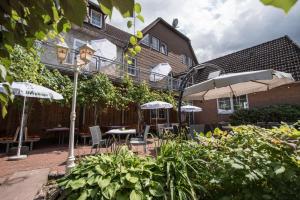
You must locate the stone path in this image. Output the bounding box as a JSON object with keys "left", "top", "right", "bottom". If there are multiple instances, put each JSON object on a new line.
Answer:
{"left": 0, "top": 168, "right": 49, "bottom": 200}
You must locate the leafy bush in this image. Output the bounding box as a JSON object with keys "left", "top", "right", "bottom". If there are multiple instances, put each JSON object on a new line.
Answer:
{"left": 230, "top": 104, "right": 300, "bottom": 125}
{"left": 58, "top": 125, "right": 300, "bottom": 200}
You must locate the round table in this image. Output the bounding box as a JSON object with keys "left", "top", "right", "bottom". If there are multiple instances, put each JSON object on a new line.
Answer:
{"left": 105, "top": 129, "right": 136, "bottom": 150}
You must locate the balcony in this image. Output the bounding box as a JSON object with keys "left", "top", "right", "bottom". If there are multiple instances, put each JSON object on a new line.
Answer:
{"left": 39, "top": 41, "right": 185, "bottom": 91}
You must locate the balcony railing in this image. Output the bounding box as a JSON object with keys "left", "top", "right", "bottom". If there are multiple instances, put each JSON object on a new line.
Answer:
{"left": 39, "top": 41, "right": 189, "bottom": 91}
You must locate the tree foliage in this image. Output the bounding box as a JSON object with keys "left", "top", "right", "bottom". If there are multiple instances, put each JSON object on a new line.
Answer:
{"left": 0, "top": 0, "right": 143, "bottom": 116}
{"left": 260, "top": 0, "right": 298, "bottom": 13}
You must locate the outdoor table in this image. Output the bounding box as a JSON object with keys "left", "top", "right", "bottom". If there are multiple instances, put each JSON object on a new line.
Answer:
{"left": 105, "top": 129, "right": 136, "bottom": 150}
{"left": 46, "top": 127, "right": 78, "bottom": 145}
{"left": 104, "top": 125, "right": 129, "bottom": 131}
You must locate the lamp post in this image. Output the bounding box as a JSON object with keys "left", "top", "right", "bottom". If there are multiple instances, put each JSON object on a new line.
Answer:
{"left": 177, "top": 63, "right": 225, "bottom": 131}
{"left": 56, "top": 41, "right": 95, "bottom": 174}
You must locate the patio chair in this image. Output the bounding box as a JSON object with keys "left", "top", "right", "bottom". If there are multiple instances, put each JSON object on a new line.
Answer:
{"left": 24, "top": 127, "right": 40, "bottom": 150}
{"left": 0, "top": 127, "right": 20, "bottom": 153}
{"left": 89, "top": 126, "right": 107, "bottom": 154}
{"left": 129, "top": 125, "right": 152, "bottom": 153}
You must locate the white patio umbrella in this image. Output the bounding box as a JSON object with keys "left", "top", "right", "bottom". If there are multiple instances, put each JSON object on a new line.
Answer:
{"left": 141, "top": 101, "right": 173, "bottom": 128}
{"left": 183, "top": 69, "right": 294, "bottom": 100}
{"left": 181, "top": 105, "right": 202, "bottom": 125}
{"left": 149, "top": 63, "right": 172, "bottom": 82}
{"left": 0, "top": 82, "right": 63, "bottom": 160}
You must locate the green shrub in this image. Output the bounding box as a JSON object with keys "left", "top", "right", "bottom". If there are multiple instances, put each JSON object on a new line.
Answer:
{"left": 58, "top": 125, "right": 300, "bottom": 200}
{"left": 230, "top": 104, "right": 300, "bottom": 125}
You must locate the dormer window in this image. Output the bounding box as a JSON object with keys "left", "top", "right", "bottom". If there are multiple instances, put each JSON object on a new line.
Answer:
{"left": 151, "top": 36, "right": 160, "bottom": 51}
{"left": 90, "top": 9, "right": 103, "bottom": 28}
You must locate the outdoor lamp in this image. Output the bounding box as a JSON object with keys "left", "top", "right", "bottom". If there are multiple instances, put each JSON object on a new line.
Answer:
{"left": 56, "top": 41, "right": 69, "bottom": 63}
{"left": 79, "top": 43, "right": 95, "bottom": 64}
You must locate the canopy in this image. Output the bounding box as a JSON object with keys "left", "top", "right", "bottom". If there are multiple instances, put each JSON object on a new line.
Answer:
{"left": 141, "top": 101, "right": 173, "bottom": 128}
{"left": 181, "top": 105, "right": 202, "bottom": 112}
{"left": 183, "top": 69, "right": 294, "bottom": 100}
{"left": 141, "top": 101, "right": 173, "bottom": 109}
{"left": 0, "top": 82, "right": 63, "bottom": 160}
{"left": 0, "top": 82, "right": 63, "bottom": 100}
{"left": 149, "top": 63, "right": 172, "bottom": 82}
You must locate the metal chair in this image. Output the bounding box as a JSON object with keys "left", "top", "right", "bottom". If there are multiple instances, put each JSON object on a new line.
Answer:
{"left": 129, "top": 125, "right": 151, "bottom": 153}
{"left": 89, "top": 126, "right": 107, "bottom": 154}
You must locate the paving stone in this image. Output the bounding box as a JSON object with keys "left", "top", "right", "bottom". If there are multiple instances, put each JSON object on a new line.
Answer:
{"left": 0, "top": 168, "right": 49, "bottom": 200}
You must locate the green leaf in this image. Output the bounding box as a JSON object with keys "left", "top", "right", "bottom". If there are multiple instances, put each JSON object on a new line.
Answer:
{"left": 136, "top": 14, "right": 144, "bottom": 23}
{"left": 95, "top": 165, "right": 106, "bottom": 175}
{"left": 127, "top": 20, "right": 133, "bottom": 28}
{"left": 134, "top": 3, "right": 142, "bottom": 14}
{"left": 231, "top": 163, "right": 244, "bottom": 169}
{"left": 69, "top": 178, "right": 86, "bottom": 190}
{"left": 100, "top": 0, "right": 113, "bottom": 17}
{"left": 0, "top": 64, "right": 7, "bottom": 80}
{"left": 149, "top": 181, "right": 164, "bottom": 197}
{"left": 275, "top": 166, "right": 285, "bottom": 174}
{"left": 59, "top": 0, "right": 87, "bottom": 26}
{"left": 78, "top": 190, "right": 88, "bottom": 200}
{"left": 125, "top": 173, "right": 139, "bottom": 183}
{"left": 130, "top": 190, "right": 143, "bottom": 200}
{"left": 134, "top": 45, "right": 141, "bottom": 53}
{"left": 130, "top": 36, "right": 137, "bottom": 45}
{"left": 112, "top": 0, "right": 134, "bottom": 18}
{"left": 260, "top": 0, "right": 297, "bottom": 13}
{"left": 136, "top": 31, "right": 143, "bottom": 39}
{"left": 98, "top": 176, "right": 111, "bottom": 189}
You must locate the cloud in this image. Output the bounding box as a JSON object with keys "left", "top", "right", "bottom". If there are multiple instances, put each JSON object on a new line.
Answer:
{"left": 108, "top": 0, "right": 300, "bottom": 62}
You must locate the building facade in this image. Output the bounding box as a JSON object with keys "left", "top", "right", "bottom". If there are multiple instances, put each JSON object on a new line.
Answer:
{"left": 192, "top": 36, "right": 300, "bottom": 124}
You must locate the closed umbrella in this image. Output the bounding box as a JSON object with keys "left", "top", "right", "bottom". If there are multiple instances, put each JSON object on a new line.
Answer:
{"left": 181, "top": 105, "right": 202, "bottom": 125}
{"left": 183, "top": 69, "right": 294, "bottom": 100}
{"left": 141, "top": 101, "right": 173, "bottom": 128}
{"left": 0, "top": 82, "right": 63, "bottom": 160}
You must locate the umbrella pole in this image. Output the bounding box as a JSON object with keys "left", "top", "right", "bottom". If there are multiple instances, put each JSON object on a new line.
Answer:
{"left": 167, "top": 109, "right": 169, "bottom": 126}
{"left": 18, "top": 96, "right": 26, "bottom": 156}
{"left": 8, "top": 96, "right": 28, "bottom": 160}
{"left": 156, "top": 109, "right": 158, "bottom": 131}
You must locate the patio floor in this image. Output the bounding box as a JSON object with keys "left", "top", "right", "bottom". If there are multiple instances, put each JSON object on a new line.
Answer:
{"left": 0, "top": 140, "right": 157, "bottom": 178}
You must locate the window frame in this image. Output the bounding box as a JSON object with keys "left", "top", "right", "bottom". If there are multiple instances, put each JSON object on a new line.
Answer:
{"left": 160, "top": 42, "right": 168, "bottom": 55}
{"left": 140, "top": 34, "right": 150, "bottom": 46}
{"left": 127, "top": 58, "right": 137, "bottom": 76}
{"left": 90, "top": 9, "right": 103, "bottom": 28}
{"left": 151, "top": 109, "right": 166, "bottom": 119}
{"left": 217, "top": 95, "right": 249, "bottom": 114}
{"left": 151, "top": 36, "right": 160, "bottom": 51}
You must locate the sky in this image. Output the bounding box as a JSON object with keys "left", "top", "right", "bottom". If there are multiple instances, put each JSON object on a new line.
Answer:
{"left": 108, "top": 0, "right": 300, "bottom": 63}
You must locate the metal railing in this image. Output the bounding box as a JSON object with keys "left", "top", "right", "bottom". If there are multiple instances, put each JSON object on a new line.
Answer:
{"left": 39, "top": 41, "right": 188, "bottom": 91}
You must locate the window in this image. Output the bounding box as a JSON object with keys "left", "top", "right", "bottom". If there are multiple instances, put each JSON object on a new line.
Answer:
{"left": 90, "top": 9, "right": 103, "bottom": 28}
{"left": 182, "top": 54, "right": 187, "bottom": 64}
{"left": 127, "top": 58, "right": 137, "bottom": 76}
{"left": 217, "top": 95, "right": 248, "bottom": 114}
{"left": 151, "top": 36, "right": 160, "bottom": 51}
{"left": 160, "top": 42, "right": 168, "bottom": 55}
{"left": 233, "top": 95, "right": 249, "bottom": 110}
{"left": 140, "top": 34, "right": 150, "bottom": 46}
{"left": 151, "top": 109, "right": 166, "bottom": 119}
{"left": 187, "top": 57, "right": 192, "bottom": 67}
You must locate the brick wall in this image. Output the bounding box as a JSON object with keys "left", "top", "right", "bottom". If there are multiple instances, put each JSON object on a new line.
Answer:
{"left": 193, "top": 82, "right": 300, "bottom": 124}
